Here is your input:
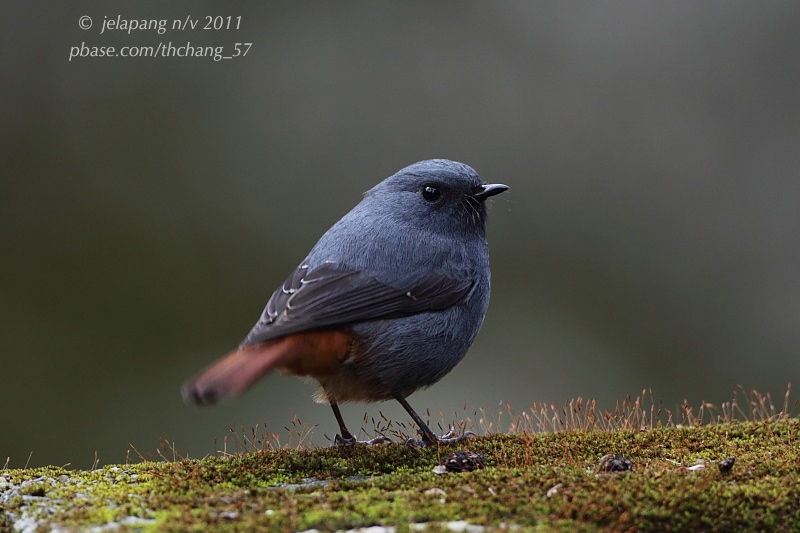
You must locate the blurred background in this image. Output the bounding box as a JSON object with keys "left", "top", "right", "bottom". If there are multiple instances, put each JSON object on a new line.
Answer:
{"left": 2, "top": 1, "right": 799, "bottom": 468}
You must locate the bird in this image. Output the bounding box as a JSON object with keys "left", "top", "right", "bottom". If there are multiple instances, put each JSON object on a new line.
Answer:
{"left": 181, "top": 159, "right": 507, "bottom": 446}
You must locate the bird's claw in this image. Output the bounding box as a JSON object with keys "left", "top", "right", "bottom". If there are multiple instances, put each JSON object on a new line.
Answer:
{"left": 333, "top": 434, "right": 392, "bottom": 446}
{"left": 404, "top": 427, "right": 477, "bottom": 448}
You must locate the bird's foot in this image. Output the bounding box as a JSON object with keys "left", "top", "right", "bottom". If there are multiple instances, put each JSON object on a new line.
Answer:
{"left": 404, "top": 426, "right": 477, "bottom": 448}
{"left": 333, "top": 433, "right": 392, "bottom": 446}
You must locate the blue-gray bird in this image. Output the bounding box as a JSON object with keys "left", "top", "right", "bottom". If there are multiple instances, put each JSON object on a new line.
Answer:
{"left": 182, "top": 159, "right": 507, "bottom": 445}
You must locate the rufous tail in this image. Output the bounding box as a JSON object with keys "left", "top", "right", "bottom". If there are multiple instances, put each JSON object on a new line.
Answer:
{"left": 181, "top": 341, "right": 294, "bottom": 405}
{"left": 181, "top": 330, "right": 352, "bottom": 405}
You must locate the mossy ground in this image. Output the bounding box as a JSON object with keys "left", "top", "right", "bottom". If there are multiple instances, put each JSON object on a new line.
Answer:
{"left": 2, "top": 418, "right": 800, "bottom": 532}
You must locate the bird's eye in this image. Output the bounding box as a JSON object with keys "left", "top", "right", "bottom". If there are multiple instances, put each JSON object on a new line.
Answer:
{"left": 421, "top": 184, "right": 442, "bottom": 203}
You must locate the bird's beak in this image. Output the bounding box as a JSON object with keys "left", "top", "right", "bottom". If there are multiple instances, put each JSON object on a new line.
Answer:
{"left": 473, "top": 183, "right": 509, "bottom": 201}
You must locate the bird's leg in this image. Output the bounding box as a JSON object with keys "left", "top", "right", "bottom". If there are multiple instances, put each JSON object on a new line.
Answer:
{"left": 394, "top": 394, "right": 476, "bottom": 447}
{"left": 330, "top": 402, "right": 356, "bottom": 444}
{"left": 330, "top": 402, "right": 390, "bottom": 446}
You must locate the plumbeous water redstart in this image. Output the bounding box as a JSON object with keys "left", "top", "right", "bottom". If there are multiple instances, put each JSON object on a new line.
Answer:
{"left": 182, "top": 159, "right": 507, "bottom": 446}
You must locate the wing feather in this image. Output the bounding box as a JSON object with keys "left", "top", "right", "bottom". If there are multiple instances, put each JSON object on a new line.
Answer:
{"left": 242, "top": 261, "right": 473, "bottom": 345}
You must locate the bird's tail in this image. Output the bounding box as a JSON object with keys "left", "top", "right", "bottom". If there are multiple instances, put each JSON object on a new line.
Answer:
{"left": 181, "top": 341, "right": 293, "bottom": 405}
{"left": 181, "top": 330, "right": 352, "bottom": 405}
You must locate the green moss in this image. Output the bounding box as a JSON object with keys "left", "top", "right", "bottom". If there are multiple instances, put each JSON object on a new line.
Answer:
{"left": 2, "top": 420, "right": 800, "bottom": 532}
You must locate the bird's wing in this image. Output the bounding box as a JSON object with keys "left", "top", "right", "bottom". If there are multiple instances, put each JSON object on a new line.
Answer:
{"left": 241, "top": 261, "right": 474, "bottom": 345}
